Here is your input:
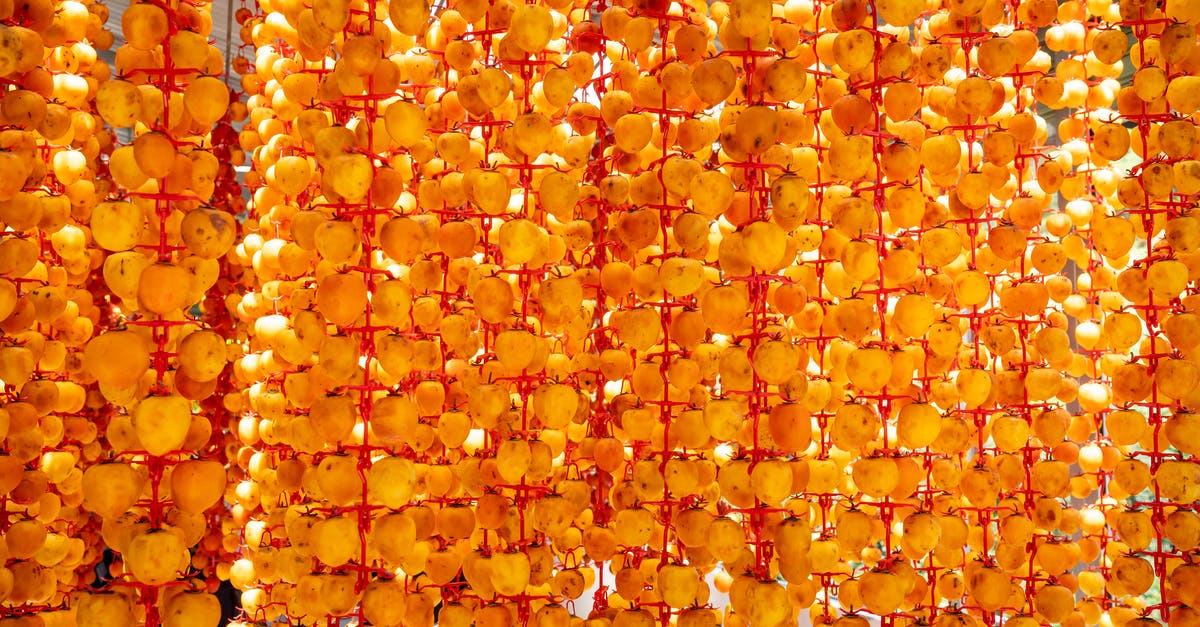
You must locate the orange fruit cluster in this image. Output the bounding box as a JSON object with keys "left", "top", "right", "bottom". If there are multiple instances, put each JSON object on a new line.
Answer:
{"left": 1, "top": 0, "right": 239, "bottom": 621}
{"left": 217, "top": 0, "right": 1200, "bottom": 621}
{"left": 4, "top": 0, "right": 1200, "bottom": 624}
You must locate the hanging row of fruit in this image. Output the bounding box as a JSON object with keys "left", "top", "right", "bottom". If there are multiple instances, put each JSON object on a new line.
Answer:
{"left": 2, "top": 0, "right": 1200, "bottom": 623}
{"left": 0, "top": 0, "right": 239, "bottom": 620}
